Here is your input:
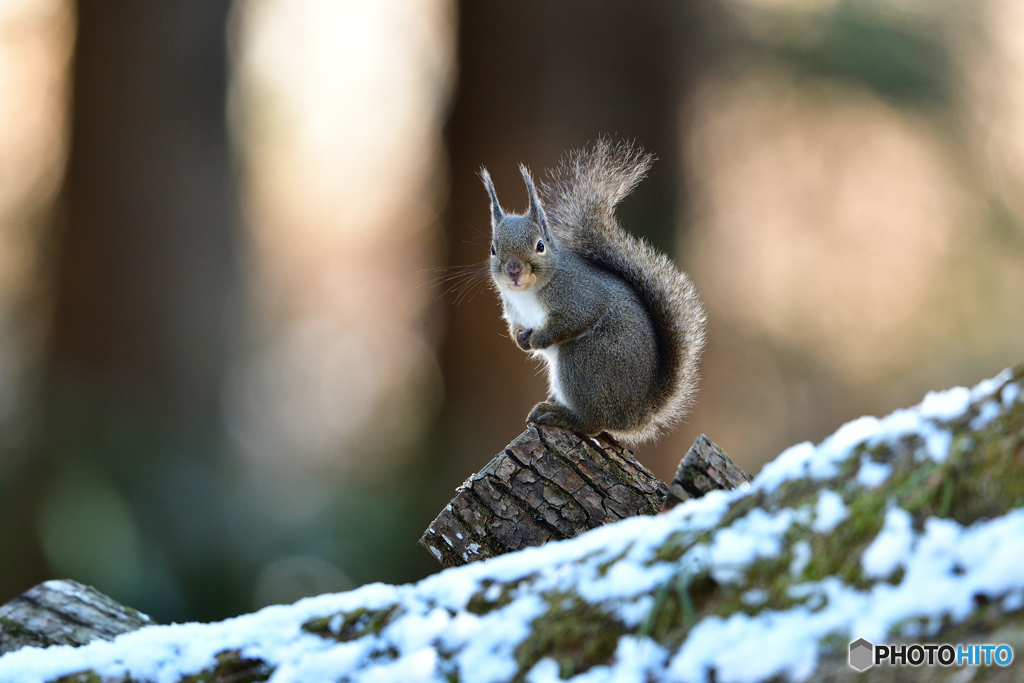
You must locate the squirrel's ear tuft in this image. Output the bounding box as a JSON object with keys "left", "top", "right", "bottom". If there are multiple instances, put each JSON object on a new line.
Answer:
{"left": 519, "top": 164, "right": 550, "bottom": 237}
{"left": 480, "top": 168, "right": 504, "bottom": 224}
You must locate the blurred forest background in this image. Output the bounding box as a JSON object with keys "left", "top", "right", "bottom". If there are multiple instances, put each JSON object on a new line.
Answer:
{"left": 0, "top": 0, "right": 1022, "bottom": 623}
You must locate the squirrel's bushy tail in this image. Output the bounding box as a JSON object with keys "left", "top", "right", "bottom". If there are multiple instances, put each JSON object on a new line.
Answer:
{"left": 541, "top": 138, "right": 706, "bottom": 442}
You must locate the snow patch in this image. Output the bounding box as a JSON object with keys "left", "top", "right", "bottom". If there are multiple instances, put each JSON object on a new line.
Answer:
{"left": 705, "top": 508, "right": 798, "bottom": 583}
{"left": 1001, "top": 382, "right": 1019, "bottom": 408}
{"left": 862, "top": 507, "right": 915, "bottom": 579}
{"left": 970, "top": 400, "right": 1001, "bottom": 430}
{"left": 919, "top": 386, "right": 971, "bottom": 421}
{"left": 856, "top": 457, "right": 891, "bottom": 488}
{"left": 811, "top": 491, "right": 847, "bottom": 534}
{"left": 753, "top": 371, "right": 1011, "bottom": 496}
{"left": 752, "top": 441, "right": 816, "bottom": 494}
{"left": 789, "top": 540, "right": 811, "bottom": 577}
{"left": 971, "top": 368, "right": 1014, "bottom": 401}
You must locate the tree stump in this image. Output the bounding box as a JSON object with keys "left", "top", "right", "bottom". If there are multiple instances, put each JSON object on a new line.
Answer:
{"left": 661, "top": 434, "right": 751, "bottom": 510}
{"left": 420, "top": 425, "right": 669, "bottom": 568}
{"left": 0, "top": 579, "right": 153, "bottom": 655}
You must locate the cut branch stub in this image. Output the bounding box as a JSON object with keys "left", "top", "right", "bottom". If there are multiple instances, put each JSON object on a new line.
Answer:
{"left": 661, "top": 433, "right": 751, "bottom": 510}
{"left": 0, "top": 579, "right": 153, "bottom": 655}
{"left": 420, "top": 425, "right": 668, "bottom": 568}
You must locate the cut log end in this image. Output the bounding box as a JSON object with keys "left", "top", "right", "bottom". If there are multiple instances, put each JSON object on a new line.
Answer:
{"left": 661, "top": 434, "right": 751, "bottom": 511}
{"left": 419, "top": 425, "right": 668, "bottom": 568}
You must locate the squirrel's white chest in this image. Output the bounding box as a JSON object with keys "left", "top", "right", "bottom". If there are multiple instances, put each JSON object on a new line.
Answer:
{"left": 501, "top": 289, "right": 547, "bottom": 329}
{"left": 501, "top": 288, "right": 567, "bottom": 405}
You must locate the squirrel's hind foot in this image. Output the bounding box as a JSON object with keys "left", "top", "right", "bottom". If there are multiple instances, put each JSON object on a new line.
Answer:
{"left": 526, "top": 401, "right": 603, "bottom": 437}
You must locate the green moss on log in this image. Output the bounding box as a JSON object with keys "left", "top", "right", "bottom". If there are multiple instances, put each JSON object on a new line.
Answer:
{"left": 466, "top": 579, "right": 519, "bottom": 616}
{"left": 632, "top": 366, "right": 1024, "bottom": 656}
{"left": 514, "top": 595, "right": 627, "bottom": 680}
{"left": 0, "top": 616, "right": 32, "bottom": 639}
{"left": 302, "top": 605, "right": 398, "bottom": 642}
{"left": 51, "top": 649, "right": 273, "bottom": 683}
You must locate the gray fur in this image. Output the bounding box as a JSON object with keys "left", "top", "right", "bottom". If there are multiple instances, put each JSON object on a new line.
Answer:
{"left": 484, "top": 139, "right": 706, "bottom": 444}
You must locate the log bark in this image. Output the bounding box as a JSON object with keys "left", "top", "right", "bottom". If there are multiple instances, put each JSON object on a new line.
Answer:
{"left": 661, "top": 433, "right": 751, "bottom": 510}
{"left": 420, "top": 425, "right": 669, "bottom": 568}
{"left": 0, "top": 579, "right": 152, "bottom": 655}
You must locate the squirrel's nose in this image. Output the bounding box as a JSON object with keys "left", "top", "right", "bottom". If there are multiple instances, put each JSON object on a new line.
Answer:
{"left": 506, "top": 261, "right": 523, "bottom": 278}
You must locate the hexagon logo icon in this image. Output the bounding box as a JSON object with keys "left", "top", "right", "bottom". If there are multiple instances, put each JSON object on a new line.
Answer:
{"left": 849, "top": 638, "right": 874, "bottom": 671}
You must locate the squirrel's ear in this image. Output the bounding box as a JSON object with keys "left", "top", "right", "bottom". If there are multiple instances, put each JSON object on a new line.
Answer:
{"left": 479, "top": 168, "right": 504, "bottom": 224}
{"left": 519, "top": 164, "right": 550, "bottom": 237}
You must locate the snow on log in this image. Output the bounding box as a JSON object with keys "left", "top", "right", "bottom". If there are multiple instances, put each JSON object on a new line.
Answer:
{"left": 1, "top": 364, "right": 1023, "bottom": 683}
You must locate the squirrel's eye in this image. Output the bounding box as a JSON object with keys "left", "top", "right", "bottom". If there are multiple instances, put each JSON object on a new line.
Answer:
{"left": 536, "top": 239, "right": 545, "bottom": 253}
{"left": 490, "top": 244, "right": 496, "bottom": 256}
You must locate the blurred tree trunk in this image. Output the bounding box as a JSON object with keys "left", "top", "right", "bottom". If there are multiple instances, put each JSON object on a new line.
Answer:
{"left": 55, "top": 1, "right": 236, "bottom": 414}
{"left": 3, "top": 0, "right": 240, "bottom": 622}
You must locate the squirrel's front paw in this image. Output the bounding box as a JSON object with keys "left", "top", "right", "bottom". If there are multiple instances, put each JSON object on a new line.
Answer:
{"left": 527, "top": 401, "right": 567, "bottom": 427}
{"left": 515, "top": 327, "right": 533, "bottom": 351}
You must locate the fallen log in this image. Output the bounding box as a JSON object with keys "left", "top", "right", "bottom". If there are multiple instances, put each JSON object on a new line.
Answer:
{"left": 420, "top": 425, "right": 668, "bottom": 567}
{"left": 6, "top": 366, "right": 1022, "bottom": 683}
{"left": 0, "top": 579, "right": 152, "bottom": 655}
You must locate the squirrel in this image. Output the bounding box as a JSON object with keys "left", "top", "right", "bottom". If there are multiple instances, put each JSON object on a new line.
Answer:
{"left": 480, "top": 139, "right": 706, "bottom": 445}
